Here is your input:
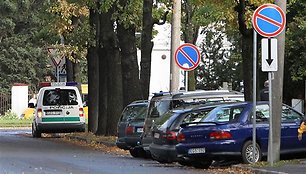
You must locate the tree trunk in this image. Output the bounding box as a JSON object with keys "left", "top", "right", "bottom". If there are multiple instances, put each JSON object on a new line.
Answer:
{"left": 66, "top": 58, "right": 74, "bottom": 82}
{"left": 87, "top": 47, "right": 99, "bottom": 133}
{"left": 241, "top": 34, "right": 253, "bottom": 101}
{"left": 183, "top": 0, "right": 199, "bottom": 91}
{"left": 87, "top": 7, "right": 100, "bottom": 133}
{"left": 140, "top": 0, "right": 154, "bottom": 99}
{"left": 236, "top": 0, "right": 254, "bottom": 101}
{"left": 96, "top": 7, "right": 123, "bottom": 135}
{"left": 117, "top": 23, "right": 143, "bottom": 107}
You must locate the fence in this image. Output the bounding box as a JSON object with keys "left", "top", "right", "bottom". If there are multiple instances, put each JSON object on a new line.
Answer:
{"left": 0, "top": 93, "right": 11, "bottom": 115}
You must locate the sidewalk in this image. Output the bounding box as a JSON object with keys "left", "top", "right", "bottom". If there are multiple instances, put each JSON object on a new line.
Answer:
{"left": 66, "top": 133, "right": 306, "bottom": 174}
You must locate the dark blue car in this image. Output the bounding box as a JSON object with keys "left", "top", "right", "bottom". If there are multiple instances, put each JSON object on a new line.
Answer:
{"left": 176, "top": 102, "right": 306, "bottom": 168}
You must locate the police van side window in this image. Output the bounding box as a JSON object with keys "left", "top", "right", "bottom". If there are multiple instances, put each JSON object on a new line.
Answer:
{"left": 43, "top": 89, "right": 78, "bottom": 106}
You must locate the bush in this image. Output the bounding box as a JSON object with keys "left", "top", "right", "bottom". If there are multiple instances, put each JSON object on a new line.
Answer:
{"left": 0, "top": 110, "right": 19, "bottom": 120}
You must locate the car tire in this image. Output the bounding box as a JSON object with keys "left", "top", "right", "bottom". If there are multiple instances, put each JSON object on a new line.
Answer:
{"left": 178, "top": 160, "right": 193, "bottom": 166}
{"left": 241, "top": 140, "right": 262, "bottom": 164}
{"left": 129, "top": 148, "right": 142, "bottom": 158}
{"left": 32, "top": 122, "right": 41, "bottom": 138}
{"left": 191, "top": 160, "right": 212, "bottom": 169}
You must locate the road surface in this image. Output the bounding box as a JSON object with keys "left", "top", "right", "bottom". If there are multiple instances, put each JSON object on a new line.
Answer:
{"left": 0, "top": 129, "right": 216, "bottom": 174}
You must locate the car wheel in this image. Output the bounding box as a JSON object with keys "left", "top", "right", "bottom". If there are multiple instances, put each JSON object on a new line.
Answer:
{"left": 32, "top": 122, "right": 41, "bottom": 138}
{"left": 242, "top": 140, "right": 262, "bottom": 164}
{"left": 178, "top": 160, "right": 193, "bottom": 166}
{"left": 191, "top": 160, "right": 212, "bottom": 169}
{"left": 129, "top": 148, "right": 141, "bottom": 158}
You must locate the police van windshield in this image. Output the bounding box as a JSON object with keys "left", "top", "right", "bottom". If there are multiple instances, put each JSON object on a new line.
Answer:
{"left": 43, "top": 89, "right": 78, "bottom": 106}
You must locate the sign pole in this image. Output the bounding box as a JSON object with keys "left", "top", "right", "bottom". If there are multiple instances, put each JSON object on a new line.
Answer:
{"left": 56, "top": 66, "right": 59, "bottom": 82}
{"left": 252, "top": 29, "right": 257, "bottom": 163}
{"left": 268, "top": 71, "right": 273, "bottom": 165}
{"left": 185, "top": 71, "right": 188, "bottom": 92}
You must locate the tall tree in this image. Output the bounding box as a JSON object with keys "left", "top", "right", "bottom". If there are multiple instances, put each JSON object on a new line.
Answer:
{"left": 0, "top": 0, "right": 54, "bottom": 93}
{"left": 117, "top": 0, "right": 143, "bottom": 107}
{"left": 141, "top": 0, "right": 169, "bottom": 99}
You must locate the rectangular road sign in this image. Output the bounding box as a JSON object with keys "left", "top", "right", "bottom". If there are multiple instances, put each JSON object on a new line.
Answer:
{"left": 262, "top": 38, "right": 278, "bottom": 72}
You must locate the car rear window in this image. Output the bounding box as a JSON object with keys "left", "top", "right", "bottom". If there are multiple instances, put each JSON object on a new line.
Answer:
{"left": 121, "top": 105, "right": 148, "bottom": 121}
{"left": 43, "top": 89, "right": 78, "bottom": 106}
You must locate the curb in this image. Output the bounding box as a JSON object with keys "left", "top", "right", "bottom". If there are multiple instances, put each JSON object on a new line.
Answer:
{"left": 233, "top": 165, "right": 288, "bottom": 174}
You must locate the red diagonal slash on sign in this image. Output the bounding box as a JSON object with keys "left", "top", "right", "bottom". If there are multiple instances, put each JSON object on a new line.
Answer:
{"left": 178, "top": 48, "right": 196, "bottom": 66}
{"left": 256, "top": 13, "right": 282, "bottom": 27}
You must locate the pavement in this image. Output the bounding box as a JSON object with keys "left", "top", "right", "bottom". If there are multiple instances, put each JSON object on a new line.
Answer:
{"left": 66, "top": 133, "right": 306, "bottom": 174}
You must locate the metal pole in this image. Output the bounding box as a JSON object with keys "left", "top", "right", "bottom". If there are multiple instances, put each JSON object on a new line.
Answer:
{"left": 170, "top": 0, "right": 181, "bottom": 92}
{"left": 252, "top": 29, "right": 257, "bottom": 163}
{"left": 185, "top": 71, "right": 188, "bottom": 92}
{"left": 268, "top": 72, "right": 273, "bottom": 165}
{"left": 56, "top": 66, "right": 59, "bottom": 82}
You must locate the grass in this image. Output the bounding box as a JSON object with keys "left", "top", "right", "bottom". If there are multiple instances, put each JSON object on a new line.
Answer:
{"left": 0, "top": 111, "right": 32, "bottom": 127}
{"left": 0, "top": 118, "right": 32, "bottom": 127}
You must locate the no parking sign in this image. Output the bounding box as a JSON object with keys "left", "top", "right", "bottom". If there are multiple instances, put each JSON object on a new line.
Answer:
{"left": 174, "top": 43, "right": 200, "bottom": 71}
{"left": 252, "top": 4, "right": 286, "bottom": 38}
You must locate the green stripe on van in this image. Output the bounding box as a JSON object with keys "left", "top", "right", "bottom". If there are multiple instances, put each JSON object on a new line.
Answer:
{"left": 42, "top": 117, "right": 80, "bottom": 122}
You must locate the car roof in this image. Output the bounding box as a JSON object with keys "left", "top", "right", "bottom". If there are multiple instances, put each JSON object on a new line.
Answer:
{"left": 40, "top": 86, "right": 79, "bottom": 90}
{"left": 127, "top": 100, "right": 149, "bottom": 107}
{"left": 150, "top": 90, "right": 244, "bottom": 101}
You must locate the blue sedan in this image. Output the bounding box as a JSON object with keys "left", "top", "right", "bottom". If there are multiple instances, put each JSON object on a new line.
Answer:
{"left": 175, "top": 102, "right": 306, "bottom": 168}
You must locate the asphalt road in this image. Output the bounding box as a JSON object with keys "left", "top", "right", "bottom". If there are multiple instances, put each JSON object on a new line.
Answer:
{"left": 0, "top": 129, "right": 214, "bottom": 174}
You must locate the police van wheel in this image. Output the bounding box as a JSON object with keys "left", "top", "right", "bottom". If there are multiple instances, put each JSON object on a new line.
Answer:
{"left": 32, "top": 123, "right": 41, "bottom": 138}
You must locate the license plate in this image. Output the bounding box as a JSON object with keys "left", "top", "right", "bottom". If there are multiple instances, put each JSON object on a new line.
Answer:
{"left": 188, "top": 148, "right": 206, "bottom": 154}
{"left": 136, "top": 128, "right": 143, "bottom": 133}
{"left": 154, "top": 133, "right": 160, "bottom": 139}
{"left": 45, "top": 111, "right": 62, "bottom": 115}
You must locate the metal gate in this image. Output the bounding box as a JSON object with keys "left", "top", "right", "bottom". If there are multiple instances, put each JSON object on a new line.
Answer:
{"left": 0, "top": 93, "right": 11, "bottom": 115}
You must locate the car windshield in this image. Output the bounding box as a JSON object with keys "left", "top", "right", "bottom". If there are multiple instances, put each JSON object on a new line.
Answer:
{"left": 43, "top": 89, "right": 78, "bottom": 106}
{"left": 202, "top": 106, "right": 245, "bottom": 123}
{"left": 121, "top": 105, "right": 148, "bottom": 121}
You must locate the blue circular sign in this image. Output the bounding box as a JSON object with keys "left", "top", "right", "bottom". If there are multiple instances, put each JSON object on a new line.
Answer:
{"left": 252, "top": 4, "right": 286, "bottom": 38}
{"left": 174, "top": 43, "right": 200, "bottom": 71}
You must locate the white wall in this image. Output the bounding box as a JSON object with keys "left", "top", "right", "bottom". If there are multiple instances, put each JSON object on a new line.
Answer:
{"left": 11, "top": 85, "right": 28, "bottom": 118}
{"left": 146, "top": 24, "right": 185, "bottom": 95}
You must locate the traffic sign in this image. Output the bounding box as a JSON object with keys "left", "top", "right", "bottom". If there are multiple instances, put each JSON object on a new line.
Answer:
{"left": 47, "top": 48, "right": 64, "bottom": 66}
{"left": 262, "top": 38, "right": 277, "bottom": 71}
{"left": 252, "top": 4, "right": 286, "bottom": 38}
{"left": 174, "top": 43, "right": 200, "bottom": 71}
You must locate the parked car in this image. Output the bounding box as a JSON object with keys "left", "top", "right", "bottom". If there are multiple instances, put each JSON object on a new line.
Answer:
{"left": 140, "top": 90, "right": 244, "bottom": 156}
{"left": 149, "top": 103, "right": 228, "bottom": 164}
{"left": 116, "top": 100, "right": 149, "bottom": 157}
{"left": 176, "top": 102, "right": 306, "bottom": 169}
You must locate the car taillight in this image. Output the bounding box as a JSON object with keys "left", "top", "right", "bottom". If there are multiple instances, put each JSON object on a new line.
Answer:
{"left": 79, "top": 108, "right": 84, "bottom": 117}
{"left": 125, "top": 126, "right": 134, "bottom": 135}
{"left": 209, "top": 131, "right": 232, "bottom": 140}
{"left": 163, "top": 131, "right": 177, "bottom": 141}
{"left": 37, "top": 108, "right": 43, "bottom": 118}
{"left": 177, "top": 132, "right": 186, "bottom": 142}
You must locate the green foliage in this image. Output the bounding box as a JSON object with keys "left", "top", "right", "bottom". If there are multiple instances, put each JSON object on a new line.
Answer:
{"left": 286, "top": 1, "right": 306, "bottom": 81}
{"left": 0, "top": 110, "right": 18, "bottom": 120}
{"left": 0, "top": 1, "right": 53, "bottom": 93}
{"left": 196, "top": 23, "right": 242, "bottom": 90}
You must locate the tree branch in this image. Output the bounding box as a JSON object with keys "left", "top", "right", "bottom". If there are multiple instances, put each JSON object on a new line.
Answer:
{"left": 153, "top": 11, "right": 169, "bottom": 25}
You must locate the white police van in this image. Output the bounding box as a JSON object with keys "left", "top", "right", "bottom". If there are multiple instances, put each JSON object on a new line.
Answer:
{"left": 32, "top": 82, "right": 85, "bottom": 138}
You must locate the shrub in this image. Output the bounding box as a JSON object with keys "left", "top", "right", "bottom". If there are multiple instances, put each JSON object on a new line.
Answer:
{"left": 0, "top": 110, "right": 19, "bottom": 120}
